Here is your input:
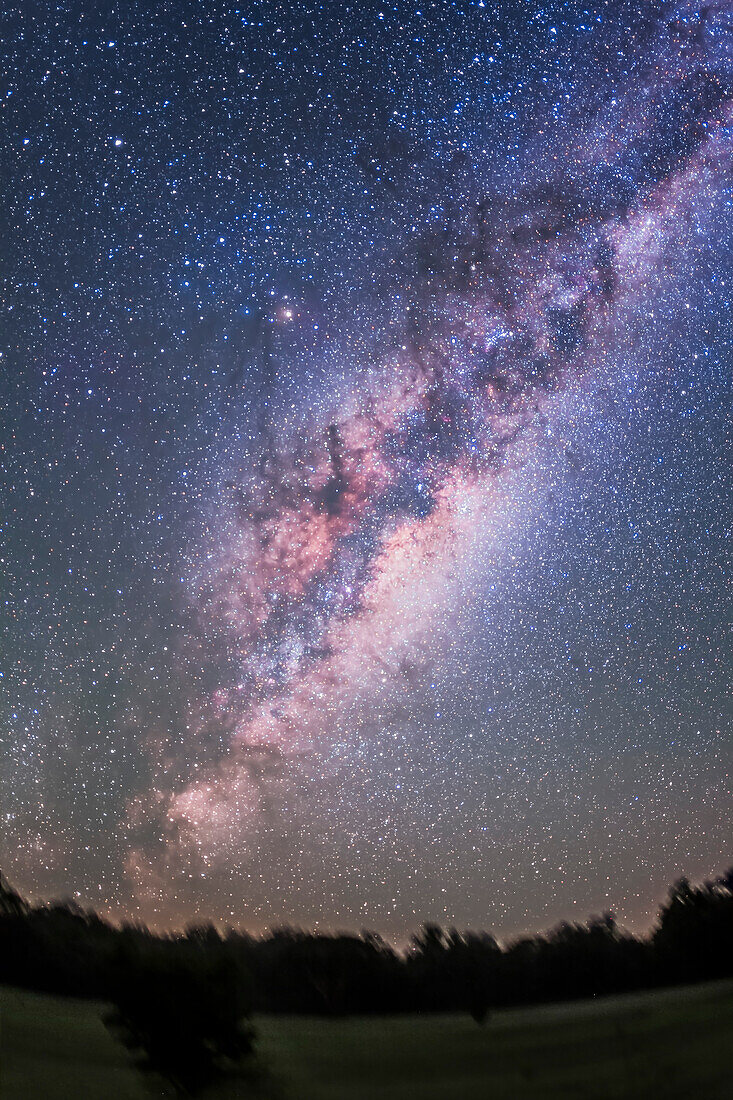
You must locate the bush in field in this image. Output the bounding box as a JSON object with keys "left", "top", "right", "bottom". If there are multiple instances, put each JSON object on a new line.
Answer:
{"left": 105, "top": 948, "right": 255, "bottom": 1095}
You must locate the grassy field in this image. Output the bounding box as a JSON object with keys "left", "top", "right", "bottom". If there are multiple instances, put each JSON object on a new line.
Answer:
{"left": 2, "top": 980, "right": 732, "bottom": 1099}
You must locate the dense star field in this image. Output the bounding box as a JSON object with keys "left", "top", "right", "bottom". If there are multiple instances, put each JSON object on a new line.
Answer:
{"left": 1, "top": 1, "right": 731, "bottom": 937}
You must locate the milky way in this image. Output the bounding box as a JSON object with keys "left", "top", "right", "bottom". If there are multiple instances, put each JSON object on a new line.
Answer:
{"left": 2, "top": 2, "right": 732, "bottom": 935}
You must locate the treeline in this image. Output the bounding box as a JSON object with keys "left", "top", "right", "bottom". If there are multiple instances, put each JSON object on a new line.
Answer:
{"left": 1, "top": 869, "right": 733, "bottom": 1016}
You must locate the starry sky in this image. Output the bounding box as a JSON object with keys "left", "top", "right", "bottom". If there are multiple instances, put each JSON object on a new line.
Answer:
{"left": 2, "top": 1, "right": 731, "bottom": 939}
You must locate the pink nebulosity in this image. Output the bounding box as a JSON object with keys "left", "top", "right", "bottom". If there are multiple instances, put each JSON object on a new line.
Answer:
{"left": 125, "top": 42, "right": 733, "bottom": 904}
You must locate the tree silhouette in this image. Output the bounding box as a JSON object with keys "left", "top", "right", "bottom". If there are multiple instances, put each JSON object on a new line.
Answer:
{"left": 1, "top": 866, "right": 732, "bottom": 1019}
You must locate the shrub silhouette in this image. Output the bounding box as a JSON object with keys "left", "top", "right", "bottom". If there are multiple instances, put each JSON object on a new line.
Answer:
{"left": 105, "top": 948, "right": 255, "bottom": 1095}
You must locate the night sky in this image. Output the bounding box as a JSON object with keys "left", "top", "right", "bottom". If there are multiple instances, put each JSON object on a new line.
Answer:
{"left": 2, "top": 1, "right": 731, "bottom": 939}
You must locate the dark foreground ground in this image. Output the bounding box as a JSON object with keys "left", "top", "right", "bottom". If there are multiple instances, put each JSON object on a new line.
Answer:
{"left": 2, "top": 979, "right": 732, "bottom": 1099}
